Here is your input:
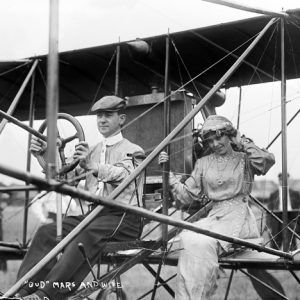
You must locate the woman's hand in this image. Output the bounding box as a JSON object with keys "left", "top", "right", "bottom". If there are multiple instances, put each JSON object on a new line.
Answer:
{"left": 158, "top": 151, "right": 169, "bottom": 165}
{"left": 230, "top": 130, "right": 243, "bottom": 150}
{"left": 30, "top": 136, "right": 47, "bottom": 157}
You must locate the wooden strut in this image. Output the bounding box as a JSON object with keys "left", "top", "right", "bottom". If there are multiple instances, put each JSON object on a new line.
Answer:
{"left": 0, "top": 109, "right": 46, "bottom": 141}
{"left": 2, "top": 17, "right": 281, "bottom": 298}
{"left": 162, "top": 34, "right": 170, "bottom": 245}
{"left": 23, "top": 69, "right": 36, "bottom": 247}
{"left": 150, "top": 33, "right": 171, "bottom": 300}
{"left": 280, "top": 17, "right": 289, "bottom": 253}
{"left": 0, "top": 59, "right": 39, "bottom": 135}
{"left": 236, "top": 86, "right": 242, "bottom": 130}
{"left": 200, "top": 0, "right": 289, "bottom": 18}
{"left": 46, "top": 0, "right": 59, "bottom": 181}
{"left": 115, "top": 43, "right": 120, "bottom": 96}
{"left": 46, "top": 0, "right": 62, "bottom": 248}
{"left": 0, "top": 185, "right": 38, "bottom": 192}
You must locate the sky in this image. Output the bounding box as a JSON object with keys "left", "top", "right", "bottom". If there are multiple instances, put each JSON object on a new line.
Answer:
{"left": 1, "top": 0, "right": 300, "bottom": 184}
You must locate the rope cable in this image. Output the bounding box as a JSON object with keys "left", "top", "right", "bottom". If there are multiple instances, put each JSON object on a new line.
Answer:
{"left": 171, "top": 38, "right": 203, "bottom": 99}
{"left": 0, "top": 61, "right": 32, "bottom": 77}
{"left": 87, "top": 49, "right": 117, "bottom": 115}
{"left": 246, "top": 23, "right": 279, "bottom": 87}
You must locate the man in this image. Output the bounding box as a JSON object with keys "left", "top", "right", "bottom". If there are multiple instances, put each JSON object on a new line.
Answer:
{"left": 267, "top": 173, "right": 300, "bottom": 250}
{"left": 15, "top": 96, "right": 145, "bottom": 300}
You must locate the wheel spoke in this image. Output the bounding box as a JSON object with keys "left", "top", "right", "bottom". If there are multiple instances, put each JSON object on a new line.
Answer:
{"left": 58, "top": 148, "right": 67, "bottom": 167}
{"left": 61, "top": 133, "right": 79, "bottom": 147}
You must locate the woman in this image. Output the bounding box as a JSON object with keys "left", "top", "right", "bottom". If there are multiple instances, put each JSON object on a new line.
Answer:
{"left": 158, "top": 115, "right": 275, "bottom": 299}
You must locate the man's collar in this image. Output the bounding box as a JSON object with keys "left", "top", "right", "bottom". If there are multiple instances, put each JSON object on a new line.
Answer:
{"left": 103, "top": 132, "right": 123, "bottom": 146}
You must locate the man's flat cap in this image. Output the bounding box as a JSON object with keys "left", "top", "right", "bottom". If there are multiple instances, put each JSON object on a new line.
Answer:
{"left": 91, "top": 96, "right": 126, "bottom": 112}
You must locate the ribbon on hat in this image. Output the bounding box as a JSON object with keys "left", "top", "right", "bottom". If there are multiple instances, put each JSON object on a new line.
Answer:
{"left": 200, "top": 115, "right": 234, "bottom": 138}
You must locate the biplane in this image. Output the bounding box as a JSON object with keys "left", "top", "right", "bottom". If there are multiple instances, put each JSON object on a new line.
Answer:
{"left": 0, "top": 1, "right": 300, "bottom": 299}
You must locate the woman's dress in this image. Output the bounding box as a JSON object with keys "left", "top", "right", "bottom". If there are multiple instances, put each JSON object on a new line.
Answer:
{"left": 169, "top": 140, "right": 275, "bottom": 299}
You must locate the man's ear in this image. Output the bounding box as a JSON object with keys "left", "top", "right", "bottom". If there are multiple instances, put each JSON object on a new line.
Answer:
{"left": 119, "top": 114, "right": 126, "bottom": 126}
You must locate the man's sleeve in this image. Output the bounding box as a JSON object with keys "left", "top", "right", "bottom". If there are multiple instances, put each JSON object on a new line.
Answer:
{"left": 97, "top": 149, "right": 145, "bottom": 185}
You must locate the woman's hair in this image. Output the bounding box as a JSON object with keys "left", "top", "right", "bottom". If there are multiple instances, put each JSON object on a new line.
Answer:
{"left": 200, "top": 127, "right": 237, "bottom": 151}
{"left": 202, "top": 126, "right": 236, "bottom": 140}
{"left": 198, "top": 115, "right": 238, "bottom": 152}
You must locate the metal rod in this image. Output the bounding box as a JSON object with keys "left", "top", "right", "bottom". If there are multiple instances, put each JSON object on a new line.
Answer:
{"left": 239, "top": 269, "right": 288, "bottom": 300}
{"left": 0, "top": 59, "right": 39, "bottom": 134}
{"left": 237, "top": 86, "right": 242, "bottom": 130}
{"left": 224, "top": 269, "right": 234, "bottom": 300}
{"left": 22, "top": 70, "right": 36, "bottom": 247}
{"left": 115, "top": 43, "right": 120, "bottom": 96}
{"left": 142, "top": 263, "right": 175, "bottom": 297}
{"left": 280, "top": 18, "right": 289, "bottom": 253}
{"left": 2, "top": 18, "right": 280, "bottom": 297}
{"left": 266, "top": 107, "right": 300, "bottom": 149}
{"left": 0, "top": 109, "right": 46, "bottom": 141}
{"left": 150, "top": 261, "right": 163, "bottom": 300}
{"left": 162, "top": 34, "right": 170, "bottom": 245}
{"left": 201, "top": 0, "right": 288, "bottom": 18}
{"left": 289, "top": 269, "right": 300, "bottom": 284}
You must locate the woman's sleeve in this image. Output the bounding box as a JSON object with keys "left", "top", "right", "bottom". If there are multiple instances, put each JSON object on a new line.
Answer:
{"left": 169, "top": 160, "right": 203, "bottom": 204}
{"left": 241, "top": 137, "right": 275, "bottom": 176}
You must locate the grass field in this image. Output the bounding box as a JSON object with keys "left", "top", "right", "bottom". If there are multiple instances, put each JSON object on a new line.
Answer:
{"left": 1, "top": 205, "right": 300, "bottom": 299}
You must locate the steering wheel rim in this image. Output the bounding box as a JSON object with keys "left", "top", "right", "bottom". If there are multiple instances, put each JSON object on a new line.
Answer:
{"left": 36, "top": 113, "right": 85, "bottom": 176}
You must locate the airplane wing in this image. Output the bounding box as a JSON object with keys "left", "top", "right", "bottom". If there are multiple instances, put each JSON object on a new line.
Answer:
{"left": 0, "top": 9, "right": 300, "bottom": 120}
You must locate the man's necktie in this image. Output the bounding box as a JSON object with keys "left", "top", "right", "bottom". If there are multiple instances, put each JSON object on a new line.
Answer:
{"left": 95, "top": 133, "right": 123, "bottom": 196}
{"left": 96, "top": 139, "right": 106, "bottom": 195}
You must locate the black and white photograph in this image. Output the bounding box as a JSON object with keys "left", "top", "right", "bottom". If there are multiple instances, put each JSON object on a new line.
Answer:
{"left": 0, "top": 1, "right": 300, "bottom": 299}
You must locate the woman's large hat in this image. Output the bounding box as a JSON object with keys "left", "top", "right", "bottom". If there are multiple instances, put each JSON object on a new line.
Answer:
{"left": 200, "top": 115, "right": 234, "bottom": 138}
